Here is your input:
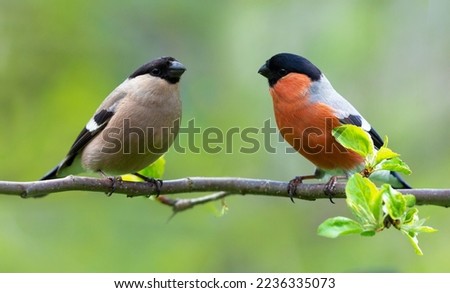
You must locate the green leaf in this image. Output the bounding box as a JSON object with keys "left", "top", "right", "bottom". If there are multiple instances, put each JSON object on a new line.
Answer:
{"left": 121, "top": 156, "right": 166, "bottom": 182}
{"left": 360, "top": 230, "right": 376, "bottom": 237}
{"left": 403, "top": 207, "right": 418, "bottom": 224}
{"left": 378, "top": 157, "right": 412, "bottom": 175}
{"left": 402, "top": 216, "right": 437, "bottom": 234}
{"left": 332, "top": 125, "right": 374, "bottom": 157}
{"left": 139, "top": 156, "right": 166, "bottom": 178}
{"left": 401, "top": 230, "right": 423, "bottom": 256}
{"left": 380, "top": 184, "right": 406, "bottom": 220}
{"left": 345, "top": 174, "right": 383, "bottom": 229}
{"left": 404, "top": 194, "right": 416, "bottom": 208}
{"left": 317, "top": 217, "right": 363, "bottom": 238}
{"left": 397, "top": 205, "right": 436, "bottom": 255}
{"left": 415, "top": 226, "right": 438, "bottom": 233}
{"left": 375, "top": 146, "right": 399, "bottom": 165}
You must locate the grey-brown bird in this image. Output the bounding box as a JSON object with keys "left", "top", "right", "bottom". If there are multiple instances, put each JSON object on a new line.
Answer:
{"left": 41, "top": 56, "right": 185, "bottom": 188}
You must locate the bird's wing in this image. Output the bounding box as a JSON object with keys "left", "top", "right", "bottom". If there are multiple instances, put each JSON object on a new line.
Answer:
{"left": 309, "top": 75, "right": 384, "bottom": 149}
{"left": 59, "top": 109, "right": 114, "bottom": 169}
{"left": 58, "top": 90, "right": 127, "bottom": 169}
{"left": 308, "top": 75, "right": 410, "bottom": 188}
{"left": 338, "top": 114, "right": 384, "bottom": 149}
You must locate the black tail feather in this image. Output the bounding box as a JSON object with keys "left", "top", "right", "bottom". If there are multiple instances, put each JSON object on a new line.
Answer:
{"left": 40, "top": 166, "right": 59, "bottom": 181}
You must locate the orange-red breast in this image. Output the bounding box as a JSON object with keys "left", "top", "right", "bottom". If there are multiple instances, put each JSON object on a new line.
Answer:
{"left": 258, "top": 53, "right": 410, "bottom": 201}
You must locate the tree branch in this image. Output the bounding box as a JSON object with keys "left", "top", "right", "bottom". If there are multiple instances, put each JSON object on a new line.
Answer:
{"left": 0, "top": 177, "right": 449, "bottom": 212}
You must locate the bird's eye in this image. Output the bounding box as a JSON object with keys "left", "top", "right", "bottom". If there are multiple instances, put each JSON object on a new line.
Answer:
{"left": 151, "top": 68, "right": 161, "bottom": 76}
{"left": 278, "top": 68, "right": 287, "bottom": 76}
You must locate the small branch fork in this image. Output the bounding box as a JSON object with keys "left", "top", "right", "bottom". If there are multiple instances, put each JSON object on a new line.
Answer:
{"left": 0, "top": 177, "right": 449, "bottom": 212}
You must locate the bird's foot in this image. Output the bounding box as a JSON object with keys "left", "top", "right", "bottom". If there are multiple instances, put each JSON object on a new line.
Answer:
{"left": 324, "top": 176, "right": 339, "bottom": 204}
{"left": 324, "top": 175, "right": 349, "bottom": 203}
{"left": 287, "top": 175, "right": 317, "bottom": 203}
{"left": 323, "top": 175, "right": 348, "bottom": 203}
{"left": 287, "top": 176, "right": 303, "bottom": 203}
{"left": 106, "top": 176, "right": 122, "bottom": 197}
{"left": 133, "top": 173, "right": 163, "bottom": 197}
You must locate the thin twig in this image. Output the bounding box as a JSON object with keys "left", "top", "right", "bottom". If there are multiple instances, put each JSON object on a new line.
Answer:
{"left": 0, "top": 177, "right": 449, "bottom": 211}
{"left": 158, "top": 191, "right": 230, "bottom": 212}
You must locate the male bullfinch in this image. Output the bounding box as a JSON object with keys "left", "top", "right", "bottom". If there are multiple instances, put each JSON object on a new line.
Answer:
{"left": 40, "top": 56, "right": 186, "bottom": 195}
{"left": 258, "top": 53, "right": 410, "bottom": 201}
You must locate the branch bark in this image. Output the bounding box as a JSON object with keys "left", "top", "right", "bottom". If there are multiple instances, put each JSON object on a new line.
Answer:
{"left": 0, "top": 177, "right": 449, "bottom": 212}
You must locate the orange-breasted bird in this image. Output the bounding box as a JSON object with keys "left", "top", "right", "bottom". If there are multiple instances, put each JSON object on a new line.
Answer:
{"left": 258, "top": 53, "right": 410, "bottom": 201}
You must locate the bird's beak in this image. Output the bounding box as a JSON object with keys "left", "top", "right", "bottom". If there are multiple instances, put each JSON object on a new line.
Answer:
{"left": 258, "top": 64, "right": 270, "bottom": 78}
{"left": 168, "top": 60, "right": 186, "bottom": 78}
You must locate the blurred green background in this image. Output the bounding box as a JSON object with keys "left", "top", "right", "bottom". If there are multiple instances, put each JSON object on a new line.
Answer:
{"left": 1, "top": 0, "right": 449, "bottom": 272}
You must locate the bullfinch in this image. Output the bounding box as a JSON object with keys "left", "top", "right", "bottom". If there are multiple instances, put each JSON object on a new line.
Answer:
{"left": 258, "top": 53, "right": 410, "bottom": 201}
{"left": 40, "top": 56, "right": 186, "bottom": 194}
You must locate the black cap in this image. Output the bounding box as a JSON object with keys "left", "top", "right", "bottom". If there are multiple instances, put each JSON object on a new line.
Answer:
{"left": 258, "top": 53, "right": 321, "bottom": 86}
{"left": 129, "top": 56, "right": 186, "bottom": 84}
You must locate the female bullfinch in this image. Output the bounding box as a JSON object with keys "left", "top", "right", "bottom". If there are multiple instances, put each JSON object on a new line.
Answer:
{"left": 40, "top": 57, "right": 186, "bottom": 196}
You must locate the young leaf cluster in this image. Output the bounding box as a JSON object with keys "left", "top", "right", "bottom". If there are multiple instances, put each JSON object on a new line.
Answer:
{"left": 318, "top": 125, "right": 435, "bottom": 255}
